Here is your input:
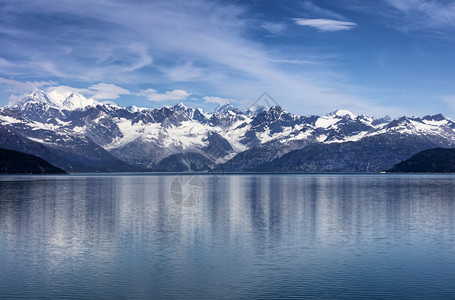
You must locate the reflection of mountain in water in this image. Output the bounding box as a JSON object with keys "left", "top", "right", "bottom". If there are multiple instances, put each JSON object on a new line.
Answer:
{"left": 0, "top": 175, "right": 455, "bottom": 298}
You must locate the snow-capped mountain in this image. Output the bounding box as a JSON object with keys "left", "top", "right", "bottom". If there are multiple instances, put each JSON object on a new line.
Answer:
{"left": 13, "top": 89, "right": 99, "bottom": 110}
{"left": 1, "top": 89, "right": 455, "bottom": 172}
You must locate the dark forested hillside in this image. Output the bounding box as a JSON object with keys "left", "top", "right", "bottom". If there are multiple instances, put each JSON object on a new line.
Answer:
{"left": 0, "top": 148, "right": 67, "bottom": 174}
{"left": 389, "top": 148, "right": 455, "bottom": 173}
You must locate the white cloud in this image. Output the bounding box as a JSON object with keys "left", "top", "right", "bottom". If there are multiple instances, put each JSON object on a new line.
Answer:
{"left": 45, "top": 83, "right": 130, "bottom": 102}
{"left": 0, "top": 1, "right": 395, "bottom": 115}
{"left": 7, "top": 94, "right": 26, "bottom": 106}
{"left": 46, "top": 85, "right": 90, "bottom": 97}
{"left": 294, "top": 18, "right": 357, "bottom": 31}
{"left": 88, "top": 83, "right": 130, "bottom": 100}
{"left": 203, "top": 96, "right": 235, "bottom": 104}
{"left": 0, "top": 77, "right": 55, "bottom": 93}
{"left": 45, "top": 85, "right": 91, "bottom": 105}
{"left": 0, "top": 78, "right": 56, "bottom": 105}
{"left": 136, "top": 88, "right": 190, "bottom": 102}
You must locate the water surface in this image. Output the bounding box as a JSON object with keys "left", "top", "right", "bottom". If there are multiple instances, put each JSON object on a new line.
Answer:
{"left": 0, "top": 174, "right": 454, "bottom": 299}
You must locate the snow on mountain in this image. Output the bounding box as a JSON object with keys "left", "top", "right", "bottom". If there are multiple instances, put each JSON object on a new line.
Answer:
{"left": 44, "top": 89, "right": 99, "bottom": 110}
{"left": 246, "top": 105, "right": 268, "bottom": 115}
{"left": 214, "top": 103, "right": 238, "bottom": 113}
{"left": 2, "top": 89, "right": 455, "bottom": 172}
{"left": 315, "top": 109, "right": 357, "bottom": 129}
{"left": 328, "top": 109, "right": 357, "bottom": 118}
{"left": 11, "top": 88, "right": 100, "bottom": 111}
{"left": 62, "top": 92, "right": 99, "bottom": 110}
{"left": 13, "top": 89, "right": 54, "bottom": 109}
{"left": 367, "top": 115, "right": 455, "bottom": 140}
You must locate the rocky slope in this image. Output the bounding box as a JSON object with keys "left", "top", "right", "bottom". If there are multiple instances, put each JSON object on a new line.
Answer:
{"left": 1, "top": 89, "right": 455, "bottom": 172}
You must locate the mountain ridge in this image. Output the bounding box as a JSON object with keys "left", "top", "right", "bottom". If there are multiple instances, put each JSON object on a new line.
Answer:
{"left": 1, "top": 89, "right": 455, "bottom": 173}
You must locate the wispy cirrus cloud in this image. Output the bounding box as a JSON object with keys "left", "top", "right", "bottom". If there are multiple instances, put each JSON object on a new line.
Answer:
{"left": 136, "top": 89, "right": 191, "bottom": 102}
{"left": 294, "top": 18, "right": 357, "bottom": 31}
{"left": 344, "top": 0, "right": 455, "bottom": 33}
{"left": 441, "top": 95, "right": 455, "bottom": 112}
{"left": 0, "top": 0, "right": 246, "bottom": 83}
{"left": 203, "top": 96, "right": 236, "bottom": 105}
{"left": 0, "top": 0, "right": 408, "bottom": 115}
{"left": 161, "top": 61, "right": 203, "bottom": 82}
{"left": 0, "top": 78, "right": 55, "bottom": 93}
{"left": 385, "top": 0, "right": 455, "bottom": 29}
{"left": 0, "top": 77, "right": 56, "bottom": 105}
{"left": 261, "top": 22, "right": 286, "bottom": 35}
{"left": 301, "top": 1, "right": 346, "bottom": 20}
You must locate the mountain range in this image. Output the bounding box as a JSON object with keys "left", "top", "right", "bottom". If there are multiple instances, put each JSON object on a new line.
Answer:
{"left": 1, "top": 89, "right": 454, "bottom": 173}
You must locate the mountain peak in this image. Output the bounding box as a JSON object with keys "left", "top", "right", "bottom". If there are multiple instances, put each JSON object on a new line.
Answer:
{"left": 422, "top": 113, "right": 446, "bottom": 122}
{"left": 62, "top": 92, "right": 98, "bottom": 110}
{"left": 268, "top": 105, "right": 284, "bottom": 113}
{"left": 246, "top": 104, "right": 268, "bottom": 115}
{"left": 28, "top": 89, "right": 47, "bottom": 99}
{"left": 371, "top": 115, "right": 392, "bottom": 125}
{"left": 327, "top": 109, "right": 356, "bottom": 119}
{"left": 214, "top": 103, "right": 238, "bottom": 113}
{"left": 3, "top": 93, "right": 455, "bottom": 174}
{"left": 26, "top": 89, "right": 53, "bottom": 103}
{"left": 173, "top": 102, "right": 188, "bottom": 111}
{"left": 382, "top": 115, "right": 392, "bottom": 121}
{"left": 13, "top": 89, "right": 53, "bottom": 108}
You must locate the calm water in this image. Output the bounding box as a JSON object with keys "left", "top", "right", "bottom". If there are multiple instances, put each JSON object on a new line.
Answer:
{"left": 0, "top": 174, "right": 455, "bottom": 299}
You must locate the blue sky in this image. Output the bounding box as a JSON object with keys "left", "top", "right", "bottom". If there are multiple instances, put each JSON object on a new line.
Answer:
{"left": 1, "top": 0, "right": 455, "bottom": 117}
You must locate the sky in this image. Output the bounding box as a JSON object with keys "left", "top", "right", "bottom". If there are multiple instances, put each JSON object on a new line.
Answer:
{"left": 1, "top": 0, "right": 455, "bottom": 117}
